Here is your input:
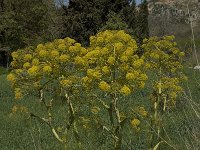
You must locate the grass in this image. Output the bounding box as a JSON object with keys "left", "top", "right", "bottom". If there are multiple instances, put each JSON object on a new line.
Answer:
{"left": 0, "top": 66, "right": 8, "bottom": 75}
{"left": 0, "top": 66, "right": 200, "bottom": 149}
{"left": 0, "top": 74, "right": 63, "bottom": 150}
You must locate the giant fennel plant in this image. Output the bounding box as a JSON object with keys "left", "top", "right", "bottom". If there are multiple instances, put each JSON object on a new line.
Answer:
{"left": 7, "top": 30, "right": 186, "bottom": 150}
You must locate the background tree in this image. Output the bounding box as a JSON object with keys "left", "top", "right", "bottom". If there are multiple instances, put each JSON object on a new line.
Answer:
{"left": 99, "top": 11, "right": 134, "bottom": 35}
{"left": 135, "top": 0, "right": 149, "bottom": 44}
{"left": 0, "top": 0, "right": 59, "bottom": 50}
{"left": 60, "top": 0, "right": 137, "bottom": 45}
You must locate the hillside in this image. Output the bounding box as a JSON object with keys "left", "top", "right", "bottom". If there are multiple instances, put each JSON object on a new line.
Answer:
{"left": 148, "top": 0, "right": 200, "bottom": 38}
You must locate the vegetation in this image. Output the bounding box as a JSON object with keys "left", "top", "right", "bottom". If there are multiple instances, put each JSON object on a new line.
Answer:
{"left": 4, "top": 30, "right": 196, "bottom": 150}
{"left": 0, "top": 0, "right": 200, "bottom": 150}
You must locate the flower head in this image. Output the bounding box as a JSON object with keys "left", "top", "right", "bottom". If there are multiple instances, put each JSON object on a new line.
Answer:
{"left": 7, "top": 73, "right": 16, "bottom": 82}
{"left": 99, "top": 81, "right": 111, "bottom": 92}
{"left": 27, "top": 66, "right": 38, "bottom": 76}
{"left": 131, "top": 118, "right": 140, "bottom": 127}
{"left": 43, "top": 65, "right": 52, "bottom": 73}
{"left": 120, "top": 85, "right": 131, "bottom": 95}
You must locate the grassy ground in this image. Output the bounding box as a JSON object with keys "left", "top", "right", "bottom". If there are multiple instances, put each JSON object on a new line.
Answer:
{"left": 0, "top": 73, "right": 63, "bottom": 150}
{"left": 0, "top": 65, "right": 200, "bottom": 149}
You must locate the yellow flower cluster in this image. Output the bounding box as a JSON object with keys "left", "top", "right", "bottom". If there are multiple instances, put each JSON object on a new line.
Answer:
{"left": 131, "top": 118, "right": 140, "bottom": 126}
{"left": 59, "top": 54, "right": 70, "bottom": 62}
{"left": 107, "top": 57, "right": 116, "bottom": 65}
{"left": 136, "top": 106, "right": 148, "bottom": 117}
{"left": 87, "top": 69, "right": 102, "bottom": 79}
{"left": 99, "top": 81, "right": 111, "bottom": 92}
{"left": 8, "top": 30, "right": 148, "bottom": 108}
{"left": 120, "top": 85, "right": 131, "bottom": 95}
{"left": 82, "top": 30, "right": 147, "bottom": 95}
{"left": 126, "top": 73, "right": 135, "bottom": 80}
{"left": 14, "top": 88, "right": 23, "bottom": 100}
{"left": 24, "top": 54, "right": 32, "bottom": 61}
{"left": 23, "top": 62, "right": 30, "bottom": 69}
{"left": 131, "top": 118, "right": 140, "bottom": 132}
{"left": 27, "top": 66, "right": 38, "bottom": 76}
{"left": 143, "top": 36, "right": 185, "bottom": 73}
{"left": 8, "top": 37, "right": 86, "bottom": 99}
{"left": 43, "top": 65, "right": 52, "bottom": 73}
{"left": 39, "top": 50, "right": 48, "bottom": 57}
{"left": 60, "top": 79, "right": 72, "bottom": 87}
{"left": 143, "top": 36, "right": 186, "bottom": 106}
{"left": 154, "top": 77, "right": 183, "bottom": 100}
{"left": 7, "top": 73, "right": 16, "bottom": 82}
{"left": 11, "top": 52, "right": 18, "bottom": 59}
{"left": 102, "top": 66, "right": 110, "bottom": 74}
{"left": 32, "top": 58, "right": 40, "bottom": 65}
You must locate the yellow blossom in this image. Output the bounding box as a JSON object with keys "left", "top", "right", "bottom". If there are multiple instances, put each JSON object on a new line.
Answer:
{"left": 93, "top": 71, "right": 102, "bottom": 79}
{"left": 136, "top": 107, "right": 148, "bottom": 117}
{"left": 43, "top": 66, "right": 52, "bottom": 73}
{"left": 66, "top": 37, "right": 76, "bottom": 44}
{"left": 11, "top": 52, "right": 19, "bottom": 59}
{"left": 51, "top": 50, "right": 59, "bottom": 58}
{"left": 32, "top": 58, "right": 40, "bottom": 65}
{"left": 59, "top": 54, "right": 70, "bottom": 62}
{"left": 60, "top": 79, "right": 72, "bottom": 87}
{"left": 120, "top": 64, "right": 129, "bottom": 71}
{"left": 107, "top": 57, "right": 115, "bottom": 65}
{"left": 87, "top": 69, "right": 102, "bottom": 79}
{"left": 39, "top": 50, "right": 48, "bottom": 57}
{"left": 69, "top": 46, "right": 78, "bottom": 53}
{"left": 126, "top": 73, "right": 135, "bottom": 80}
{"left": 23, "top": 62, "right": 31, "bottom": 69}
{"left": 15, "top": 69, "right": 23, "bottom": 74}
{"left": 74, "top": 56, "right": 85, "bottom": 65}
{"left": 124, "top": 47, "right": 134, "bottom": 55}
{"left": 179, "top": 52, "right": 185, "bottom": 57}
{"left": 114, "top": 42, "right": 123, "bottom": 52}
{"left": 101, "top": 47, "right": 109, "bottom": 55}
{"left": 102, "top": 66, "right": 110, "bottom": 74}
{"left": 75, "top": 43, "right": 81, "bottom": 48}
{"left": 99, "top": 81, "right": 111, "bottom": 92}
{"left": 24, "top": 54, "right": 32, "bottom": 61}
{"left": 120, "top": 85, "right": 131, "bottom": 95}
{"left": 150, "top": 53, "right": 159, "bottom": 59}
{"left": 80, "top": 47, "right": 88, "bottom": 56}
{"left": 58, "top": 44, "right": 67, "bottom": 51}
{"left": 7, "top": 73, "right": 16, "bottom": 82}
{"left": 37, "top": 44, "right": 44, "bottom": 50}
{"left": 120, "top": 55, "right": 128, "bottom": 62}
{"left": 138, "top": 82, "right": 145, "bottom": 89}
{"left": 57, "top": 39, "right": 65, "bottom": 44}
{"left": 27, "top": 66, "right": 38, "bottom": 75}
{"left": 139, "top": 74, "right": 148, "bottom": 81}
{"left": 97, "top": 37, "right": 104, "bottom": 43}
{"left": 14, "top": 88, "right": 23, "bottom": 100}
{"left": 87, "top": 69, "right": 95, "bottom": 77}
{"left": 131, "top": 118, "right": 140, "bottom": 127}
{"left": 82, "top": 76, "right": 92, "bottom": 83}
{"left": 133, "top": 59, "right": 144, "bottom": 68}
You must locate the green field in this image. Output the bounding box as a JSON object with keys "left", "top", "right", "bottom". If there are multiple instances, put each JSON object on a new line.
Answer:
{"left": 0, "top": 65, "right": 200, "bottom": 150}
